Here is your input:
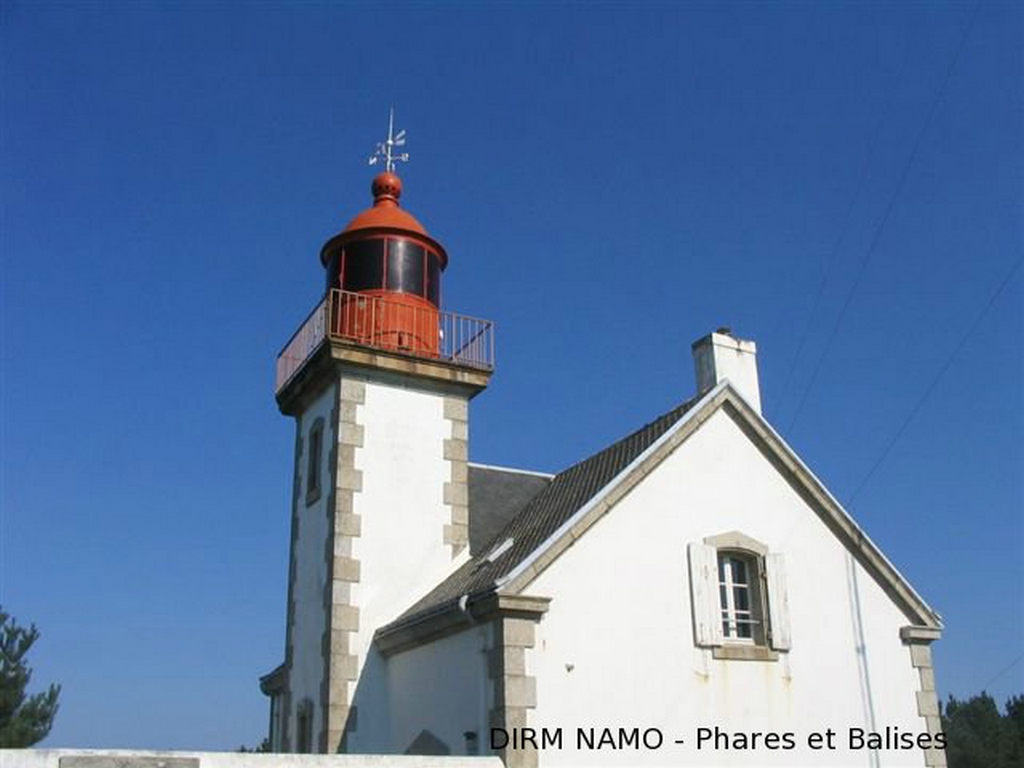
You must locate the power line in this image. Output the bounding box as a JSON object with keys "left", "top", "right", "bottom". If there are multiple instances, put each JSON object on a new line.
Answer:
{"left": 978, "top": 651, "right": 1024, "bottom": 694}
{"left": 773, "top": 37, "right": 914, "bottom": 417}
{"left": 847, "top": 252, "right": 1023, "bottom": 504}
{"left": 786, "top": 0, "right": 984, "bottom": 436}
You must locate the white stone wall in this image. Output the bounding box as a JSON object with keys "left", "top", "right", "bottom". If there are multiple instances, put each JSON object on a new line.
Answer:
{"left": 693, "top": 333, "right": 762, "bottom": 414}
{"left": 352, "top": 380, "right": 461, "bottom": 631}
{"left": 0, "top": 750, "right": 501, "bottom": 768}
{"left": 525, "top": 407, "right": 928, "bottom": 766}
{"left": 386, "top": 625, "right": 491, "bottom": 755}
{"left": 345, "top": 379, "right": 468, "bottom": 753}
{"left": 288, "top": 383, "right": 336, "bottom": 745}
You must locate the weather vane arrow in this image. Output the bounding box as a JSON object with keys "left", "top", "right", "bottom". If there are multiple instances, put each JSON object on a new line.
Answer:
{"left": 368, "top": 107, "right": 409, "bottom": 174}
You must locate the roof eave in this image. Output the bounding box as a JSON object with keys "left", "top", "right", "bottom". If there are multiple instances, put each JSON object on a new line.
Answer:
{"left": 258, "top": 662, "right": 287, "bottom": 696}
{"left": 374, "top": 592, "right": 550, "bottom": 657}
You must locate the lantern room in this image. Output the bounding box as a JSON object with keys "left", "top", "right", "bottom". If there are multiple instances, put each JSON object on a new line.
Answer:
{"left": 319, "top": 171, "right": 447, "bottom": 356}
{"left": 273, "top": 114, "right": 494, "bottom": 399}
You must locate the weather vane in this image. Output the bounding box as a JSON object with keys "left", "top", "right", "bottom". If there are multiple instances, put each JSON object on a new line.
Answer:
{"left": 368, "top": 108, "right": 409, "bottom": 174}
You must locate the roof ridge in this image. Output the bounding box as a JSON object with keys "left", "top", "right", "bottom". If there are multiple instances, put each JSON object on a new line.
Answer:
{"left": 556, "top": 398, "right": 698, "bottom": 476}
{"left": 468, "top": 462, "right": 555, "bottom": 479}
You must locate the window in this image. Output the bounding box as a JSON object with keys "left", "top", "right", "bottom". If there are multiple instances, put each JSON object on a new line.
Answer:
{"left": 342, "top": 239, "right": 385, "bottom": 293}
{"left": 385, "top": 239, "right": 425, "bottom": 295}
{"left": 718, "top": 551, "right": 763, "bottom": 643}
{"left": 306, "top": 418, "right": 324, "bottom": 506}
{"left": 425, "top": 253, "right": 441, "bottom": 306}
{"left": 688, "top": 532, "right": 790, "bottom": 660}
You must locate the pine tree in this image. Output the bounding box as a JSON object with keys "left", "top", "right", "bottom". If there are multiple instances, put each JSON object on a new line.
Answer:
{"left": 943, "top": 691, "right": 1024, "bottom": 768}
{"left": 0, "top": 609, "right": 61, "bottom": 748}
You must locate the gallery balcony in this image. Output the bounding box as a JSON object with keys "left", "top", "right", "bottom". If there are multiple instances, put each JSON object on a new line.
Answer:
{"left": 275, "top": 288, "right": 495, "bottom": 404}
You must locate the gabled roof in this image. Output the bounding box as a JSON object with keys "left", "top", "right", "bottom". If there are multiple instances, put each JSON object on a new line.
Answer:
{"left": 384, "top": 398, "right": 699, "bottom": 628}
{"left": 378, "top": 382, "right": 942, "bottom": 646}
{"left": 467, "top": 464, "right": 552, "bottom": 555}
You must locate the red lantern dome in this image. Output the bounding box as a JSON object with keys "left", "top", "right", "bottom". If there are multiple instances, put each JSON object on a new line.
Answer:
{"left": 273, "top": 111, "right": 495, "bottom": 399}
{"left": 319, "top": 170, "right": 447, "bottom": 357}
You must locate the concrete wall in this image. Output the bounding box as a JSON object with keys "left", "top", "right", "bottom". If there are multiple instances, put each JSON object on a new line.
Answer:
{"left": 288, "top": 383, "right": 337, "bottom": 745}
{"left": 525, "top": 407, "right": 928, "bottom": 766}
{"left": 0, "top": 750, "right": 500, "bottom": 768}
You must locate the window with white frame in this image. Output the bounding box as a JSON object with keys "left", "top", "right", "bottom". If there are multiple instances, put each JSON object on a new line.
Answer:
{"left": 718, "top": 551, "right": 763, "bottom": 643}
{"left": 688, "top": 532, "right": 791, "bottom": 659}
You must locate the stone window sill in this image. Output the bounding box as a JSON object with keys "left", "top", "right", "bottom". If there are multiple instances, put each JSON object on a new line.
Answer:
{"left": 712, "top": 644, "right": 780, "bottom": 662}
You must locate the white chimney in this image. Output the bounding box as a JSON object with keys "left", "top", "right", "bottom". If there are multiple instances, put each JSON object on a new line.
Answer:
{"left": 692, "top": 328, "right": 762, "bottom": 415}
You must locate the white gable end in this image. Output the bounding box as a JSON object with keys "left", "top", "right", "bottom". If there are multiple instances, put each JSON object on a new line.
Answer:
{"left": 524, "top": 406, "right": 928, "bottom": 765}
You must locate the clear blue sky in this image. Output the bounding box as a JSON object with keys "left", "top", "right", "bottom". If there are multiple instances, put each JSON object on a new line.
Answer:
{"left": 2, "top": 0, "right": 1021, "bottom": 751}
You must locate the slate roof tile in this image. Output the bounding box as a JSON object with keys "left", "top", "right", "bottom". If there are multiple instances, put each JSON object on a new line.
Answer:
{"left": 467, "top": 465, "right": 552, "bottom": 555}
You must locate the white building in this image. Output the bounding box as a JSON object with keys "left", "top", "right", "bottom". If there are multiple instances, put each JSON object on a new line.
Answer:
{"left": 260, "top": 160, "right": 946, "bottom": 768}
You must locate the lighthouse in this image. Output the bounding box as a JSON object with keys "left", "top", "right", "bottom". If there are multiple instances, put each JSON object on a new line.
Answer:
{"left": 262, "top": 113, "right": 494, "bottom": 754}
{"left": 258, "top": 114, "right": 947, "bottom": 768}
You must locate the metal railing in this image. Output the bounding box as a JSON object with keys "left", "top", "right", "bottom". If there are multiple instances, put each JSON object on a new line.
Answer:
{"left": 275, "top": 289, "right": 494, "bottom": 393}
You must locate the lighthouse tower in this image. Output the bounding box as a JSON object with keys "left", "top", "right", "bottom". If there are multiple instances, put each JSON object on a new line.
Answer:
{"left": 262, "top": 115, "right": 494, "bottom": 754}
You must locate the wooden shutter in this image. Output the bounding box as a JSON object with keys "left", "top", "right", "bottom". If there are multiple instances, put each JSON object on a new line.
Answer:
{"left": 766, "top": 552, "right": 792, "bottom": 651}
{"left": 688, "top": 543, "right": 723, "bottom": 647}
